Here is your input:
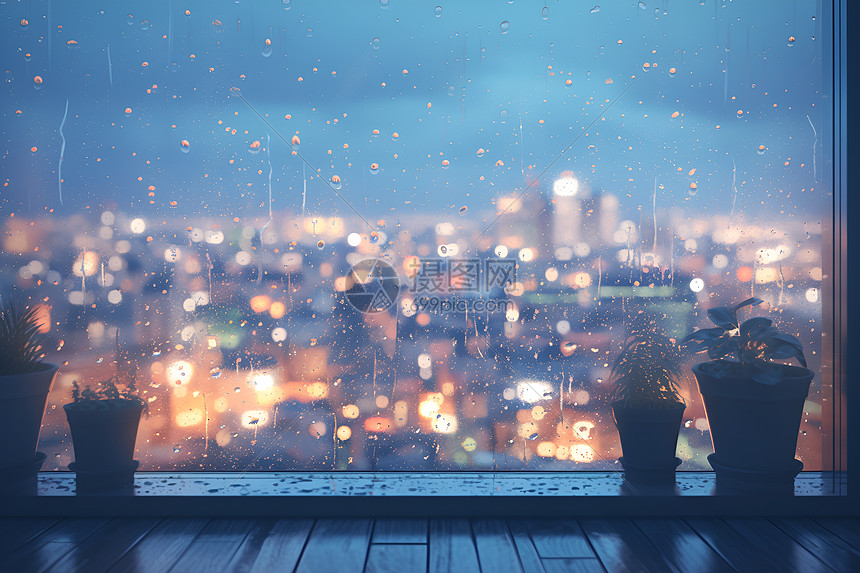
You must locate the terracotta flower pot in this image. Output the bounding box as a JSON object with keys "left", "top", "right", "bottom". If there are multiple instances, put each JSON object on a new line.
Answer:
{"left": 0, "top": 363, "right": 58, "bottom": 477}
{"left": 612, "top": 401, "right": 685, "bottom": 485}
{"left": 692, "top": 361, "right": 814, "bottom": 493}
{"left": 64, "top": 399, "right": 144, "bottom": 491}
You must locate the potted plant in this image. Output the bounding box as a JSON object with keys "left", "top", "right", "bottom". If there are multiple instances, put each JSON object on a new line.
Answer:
{"left": 0, "top": 301, "right": 57, "bottom": 482}
{"left": 682, "top": 297, "right": 812, "bottom": 493}
{"left": 610, "top": 324, "right": 686, "bottom": 486}
{"left": 64, "top": 376, "right": 145, "bottom": 491}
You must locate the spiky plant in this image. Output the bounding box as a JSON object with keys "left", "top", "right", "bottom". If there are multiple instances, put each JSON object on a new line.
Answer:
{"left": 0, "top": 301, "right": 46, "bottom": 376}
{"left": 610, "top": 327, "right": 685, "bottom": 409}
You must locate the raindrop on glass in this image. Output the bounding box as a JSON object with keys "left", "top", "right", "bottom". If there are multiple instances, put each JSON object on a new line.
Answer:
{"left": 638, "top": 1, "right": 646, "bottom": 9}
{"left": 590, "top": 6, "right": 600, "bottom": 14}
{"left": 371, "top": 37, "right": 381, "bottom": 49}
{"left": 787, "top": 35, "right": 796, "bottom": 47}
{"left": 140, "top": 19, "right": 151, "bottom": 31}
{"left": 173, "top": 445, "right": 181, "bottom": 453}
{"left": 249, "top": 140, "right": 261, "bottom": 154}
{"left": 33, "top": 75, "right": 43, "bottom": 90}
{"left": 317, "top": 240, "right": 326, "bottom": 250}
{"left": 542, "top": 6, "right": 548, "bottom": 20}
{"left": 370, "top": 162, "right": 379, "bottom": 174}
{"left": 435, "top": 6, "right": 442, "bottom": 17}
{"left": 757, "top": 144, "right": 767, "bottom": 155}
{"left": 499, "top": 109, "right": 508, "bottom": 123}
{"left": 282, "top": 0, "right": 291, "bottom": 9}
{"left": 127, "top": 14, "right": 134, "bottom": 25}
{"left": 180, "top": 139, "right": 191, "bottom": 153}
{"left": 331, "top": 174, "right": 342, "bottom": 189}
{"left": 500, "top": 20, "right": 510, "bottom": 34}
{"left": 380, "top": 0, "right": 389, "bottom": 9}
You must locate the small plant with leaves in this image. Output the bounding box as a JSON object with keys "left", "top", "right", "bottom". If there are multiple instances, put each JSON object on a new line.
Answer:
{"left": 71, "top": 376, "right": 146, "bottom": 411}
{"left": 682, "top": 297, "right": 806, "bottom": 384}
{"left": 610, "top": 324, "right": 685, "bottom": 409}
{"left": 0, "top": 300, "right": 46, "bottom": 376}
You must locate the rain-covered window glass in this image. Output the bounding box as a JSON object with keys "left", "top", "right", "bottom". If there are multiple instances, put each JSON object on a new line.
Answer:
{"left": 1, "top": 1, "right": 839, "bottom": 476}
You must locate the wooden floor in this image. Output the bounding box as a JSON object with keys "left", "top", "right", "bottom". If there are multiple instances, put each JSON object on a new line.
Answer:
{"left": 0, "top": 516, "right": 858, "bottom": 572}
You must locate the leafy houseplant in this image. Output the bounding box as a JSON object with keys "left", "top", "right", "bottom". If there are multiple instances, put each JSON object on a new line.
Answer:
{"left": 610, "top": 325, "right": 686, "bottom": 486}
{"left": 64, "top": 376, "right": 146, "bottom": 491}
{"left": 683, "top": 297, "right": 813, "bottom": 493}
{"left": 0, "top": 301, "right": 58, "bottom": 480}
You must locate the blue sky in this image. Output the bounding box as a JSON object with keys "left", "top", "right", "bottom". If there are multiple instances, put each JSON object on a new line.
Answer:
{"left": 0, "top": 0, "right": 827, "bottom": 223}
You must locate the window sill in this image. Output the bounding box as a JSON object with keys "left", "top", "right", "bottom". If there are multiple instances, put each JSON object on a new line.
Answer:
{"left": 1, "top": 472, "right": 849, "bottom": 517}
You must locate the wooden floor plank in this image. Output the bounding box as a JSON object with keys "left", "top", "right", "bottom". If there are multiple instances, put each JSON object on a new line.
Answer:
{"left": 526, "top": 519, "right": 595, "bottom": 559}
{"left": 771, "top": 518, "right": 860, "bottom": 573}
{"left": 428, "top": 519, "right": 480, "bottom": 573}
{"left": 168, "top": 519, "right": 257, "bottom": 573}
{"left": 220, "top": 519, "right": 277, "bottom": 573}
{"left": 365, "top": 544, "right": 427, "bottom": 573}
{"left": 0, "top": 518, "right": 60, "bottom": 554}
{"left": 109, "top": 518, "right": 209, "bottom": 573}
{"left": 295, "top": 518, "right": 373, "bottom": 573}
{"left": 633, "top": 518, "right": 733, "bottom": 573}
{"left": 372, "top": 518, "right": 428, "bottom": 544}
{"left": 687, "top": 518, "right": 834, "bottom": 573}
{"left": 507, "top": 521, "right": 545, "bottom": 573}
{"left": 542, "top": 558, "right": 606, "bottom": 573}
{"left": 245, "top": 519, "right": 315, "bottom": 573}
{"left": 472, "top": 519, "right": 524, "bottom": 573}
{"left": 580, "top": 519, "right": 680, "bottom": 573}
{"left": 812, "top": 517, "right": 860, "bottom": 548}
{"left": 50, "top": 518, "right": 161, "bottom": 573}
{"left": 2, "top": 518, "right": 110, "bottom": 573}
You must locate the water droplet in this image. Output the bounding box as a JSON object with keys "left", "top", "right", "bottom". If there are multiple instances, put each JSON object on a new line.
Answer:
{"left": 380, "top": 0, "right": 389, "bottom": 8}
{"left": 370, "top": 162, "right": 379, "bottom": 174}
{"left": 262, "top": 40, "right": 272, "bottom": 58}
{"left": 33, "top": 75, "right": 43, "bottom": 90}
{"left": 96, "top": 357, "right": 104, "bottom": 364}
{"left": 127, "top": 14, "right": 135, "bottom": 25}
{"left": 369, "top": 231, "right": 380, "bottom": 244}
{"left": 306, "top": 28, "right": 313, "bottom": 38}
{"left": 788, "top": 35, "right": 796, "bottom": 47}
{"left": 757, "top": 144, "right": 767, "bottom": 155}
{"left": 642, "top": 62, "right": 651, "bottom": 72}
{"left": 669, "top": 67, "right": 677, "bottom": 76}
{"left": 249, "top": 140, "right": 261, "bottom": 154}
{"left": 66, "top": 39, "right": 79, "bottom": 49}
{"left": 685, "top": 419, "right": 693, "bottom": 428}
{"left": 210, "top": 368, "right": 222, "bottom": 378}
{"left": 542, "top": 6, "right": 549, "bottom": 20}
{"left": 140, "top": 19, "right": 151, "bottom": 31}
{"left": 638, "top": 1, "right": 646, "bottom": 9}
{"left": 291, "top": 134, "right": 301, "bottom": 147}
{"left": 439, "top": 244, "right": 448, "bottom": 255}
{"left": 500, "top": 20, "right": 510, "bottom": 34}
{"left": 528, "top": 432, "right": 538, "bottom": 440}
{"left": 590, "top": 6, "right": 600, "bottom": 14}
{"left": 458, "top": 205, "right": 468, "bottom": 214}
{"left": 500, "top": 109, "right": 508, "bottom": 123}
{"left": 371, "top": 37, "right": 381, "bottom": 49}
{"left": 441, "top": 159, "right": 450, "bottom": 169}
{"left": 234, "top": 387, "right": 241, "bottom": 393}
{"left": 435, "top": 5, "right": 442, "bottom": 17}
{"left": 565, "top": 78, "right": 573, "bottom": 87}
{"left": 282, "top": 0, "right": 291, "bottom": 9}
{"left": 180, "top": 139, "right": 191, "bottom": 153}
{"left": 447, "top": 86, "right": 455, "bottom": 96}
{"left": 317, "top": 240, "right": 326, "bottom": 250}
{"left": 173, "top": 445, "right": 181, "bottom": 453}
{"left": 476, "top": 148, "right": 485, "bottom": 157}
{"left": 331, "top": 174, "right": 342, "bottom": 189}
